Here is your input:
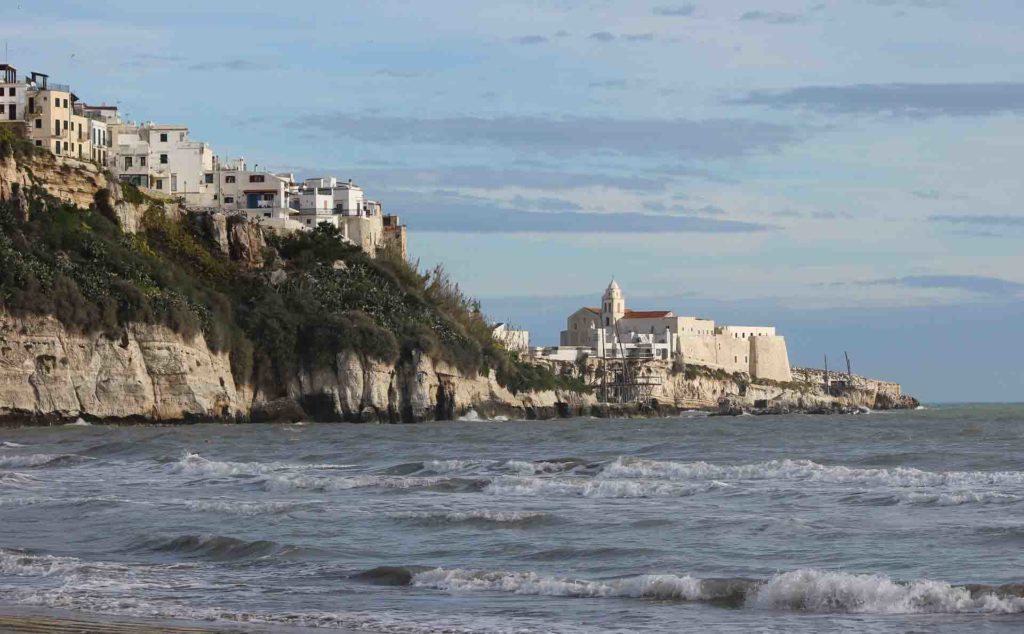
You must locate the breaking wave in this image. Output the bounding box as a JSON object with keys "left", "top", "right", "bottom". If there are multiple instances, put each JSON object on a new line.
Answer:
{"left": 482, "top": 475, "right": 724, "bottom": 498}
{"left": 403, "top": 566, "right": 1024, "bottom": 614}
{"left": 129, "top": 534, "right": 314, "bottom": 561}
{"left": 388, "top": 509, "right": 552, "bottom": 527}
{"left": 0, "top": 453, "right": 89, "bottom": 468}
{"left": 601, "top": 457, "right": 1024, "bottom": 488}
{"left": 180, "top": 499, "right": 320, "bottom": 516}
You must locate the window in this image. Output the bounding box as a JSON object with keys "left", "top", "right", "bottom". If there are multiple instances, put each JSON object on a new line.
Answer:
{"left": 63, "top": 98, "right": 68, "bottom": 108}
{"left": 204, "top": 173, "right": 214, "bottom": 184}
{"left": 54, "top": 141, "right": 60, "bottom": 154}
{"left": 63, "top": 120, "right": 68, "bottom": 130}
{"left": 35, "top": 119, "right": 41, "bottom": 128}
{"left": 63, "top": 142, "right": 68, "bottom": 151}
{"left": 249, "top": 175, "right": 265, "bottom": 183}
{"left": 263, "top": 212, "right": 271, "bottom": 218}
{"left": 140, "top": 156, "right": 147, "bottom": 167}
{"left": 224, "top": 196, "right": 234, "bottom": 203}
{"left": 7, "top": 104, "right": 15, "bottom": 120}
{"left": 7, "top": 87, "right": 13, "bottom": 96}
{"left": 124, "top": 156, "right": 133, "bottom": 169}
{"left": 156, "top": 180, "right": 163, "bottom": 190}
{"left": 734, "top": 356, "right": 738, "bottom": 363}
{"left": 160, "top": 133, "right": 167, "bottom": 142}
{"left": 225, "top": 175, "right": 235, "bottom": 183}
{"left": 35, "top": 140, "right": 41, "bottom": 147}
{"left": 160, "top": 154, "right": 168, "bottom": 164}
{"left": 171, "top": 175, "right": 177, "bottom": 192}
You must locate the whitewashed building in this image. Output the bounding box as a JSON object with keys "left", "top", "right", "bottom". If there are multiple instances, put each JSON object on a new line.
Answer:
{"left": 290, "top": 177, "right": 385, "bottom": 253}
{"left": 210, "top": 158, "right": 303, "bottom": 231}
{"left": 492, "top": 323, "right": 530, "bottom": 352}
{"left": 110, "top": 122, "right": 214, "bottom": 204}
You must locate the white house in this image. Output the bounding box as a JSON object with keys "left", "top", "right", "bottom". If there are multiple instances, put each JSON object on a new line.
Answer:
{"left": 110, "top": 122, "right": 214, "bottom": 204}
{"left": 208, "top": 157, "right": 303, "bottom": 231}
{"left": 0, "top": 64, "right": 29, "bottom": 136}
{"left": 493, "top": 323, "right": 530, "bottom": 352}
{"left": 290, "top": 177, "right": 385, "bottom": 253}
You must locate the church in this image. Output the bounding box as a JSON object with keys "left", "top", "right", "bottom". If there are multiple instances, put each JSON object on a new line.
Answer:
{"left": 556, "top": 281, "right": 793, "bottom": 382}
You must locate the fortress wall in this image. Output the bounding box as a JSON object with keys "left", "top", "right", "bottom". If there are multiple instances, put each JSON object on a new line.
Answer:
{"left": 750, "top": 336, "right": 793, "bottom": 382}
{"left": 679, "top": 334, "right": 750, "bottom": 374}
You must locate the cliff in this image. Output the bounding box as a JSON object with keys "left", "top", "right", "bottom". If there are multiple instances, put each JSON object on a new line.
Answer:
{"left": 0, "top": 149, "right": 916, "bottom": 425}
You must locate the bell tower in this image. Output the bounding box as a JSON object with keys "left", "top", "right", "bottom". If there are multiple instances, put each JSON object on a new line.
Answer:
{"left": 601, "top": 279, "right": 625, "bottom": 326}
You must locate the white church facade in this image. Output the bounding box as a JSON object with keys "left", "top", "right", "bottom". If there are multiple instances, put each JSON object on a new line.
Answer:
{"left": 547, "top": 281, "right": 792, "bottom": 382}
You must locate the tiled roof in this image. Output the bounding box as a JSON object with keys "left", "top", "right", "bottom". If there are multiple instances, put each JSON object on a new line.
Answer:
{"left": 624, "top": 310, "right": 672, "bottom": 318}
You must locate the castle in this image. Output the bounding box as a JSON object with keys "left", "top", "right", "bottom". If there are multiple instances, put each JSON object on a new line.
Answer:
{"left": 548, "top": 281, "right": 792, "bottom": 382}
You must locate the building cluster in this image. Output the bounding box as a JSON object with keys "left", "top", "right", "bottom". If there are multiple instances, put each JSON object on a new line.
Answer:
{"left": 533, "top": 281, "right": 793, "bottom": 382}
{"left": 0, "top": 63, "right": 406, "bottom": 257}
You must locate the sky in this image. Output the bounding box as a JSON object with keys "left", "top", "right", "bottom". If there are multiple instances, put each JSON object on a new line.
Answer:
{"left": 2, "top": 0, "right": 1022, "bottom": 402}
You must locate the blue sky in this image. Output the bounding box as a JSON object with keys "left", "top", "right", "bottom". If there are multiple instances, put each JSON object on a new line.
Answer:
{"left": 3, "top": 1, "right": 1022, "bottom": 401}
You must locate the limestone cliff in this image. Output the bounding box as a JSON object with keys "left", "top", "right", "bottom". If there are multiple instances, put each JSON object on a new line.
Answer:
{"left": 0, "top": 312, "right": 242, "bottom": 423}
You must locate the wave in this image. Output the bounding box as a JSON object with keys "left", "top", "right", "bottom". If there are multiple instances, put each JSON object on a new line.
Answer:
{"left": 129, "top": 534, "right": 311, "bottom": 561}
{"left": 167, "top": 452, "right": 359, "bottom": 478}
{"left": 401, "top": 566, "right": 1024, "bottom": 614}
{"left": 601, "top": 456, "right": 1024, "bottom": 488}
{"left": 482, "top": 475, "right": 721, "bottom": 498}
{"left": 180, "top": 499, "right": 320, "bottom": 516}
{"left": 388, "top": 510, "right": 552, "bottom": 527}
{"left": 750, "top": 569, "right": 1024, "bottom": 614}
{"left": 0, "top": 441, "right": 26, "bottom": 447}
{"left": 0, "top": 453, "right": 88, "bottom": 468}
{"left": 0, "top": 471, "right": 39, "bottom": 487}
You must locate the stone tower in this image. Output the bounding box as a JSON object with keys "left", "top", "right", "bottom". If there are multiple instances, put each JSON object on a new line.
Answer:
{"left": 601, "top": 279, "right": 625, "bottom": 326}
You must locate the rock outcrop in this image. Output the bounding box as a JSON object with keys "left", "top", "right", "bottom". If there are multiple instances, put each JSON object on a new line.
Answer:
{"left": 0, "top": 312, "right": 242, "bottom": 423}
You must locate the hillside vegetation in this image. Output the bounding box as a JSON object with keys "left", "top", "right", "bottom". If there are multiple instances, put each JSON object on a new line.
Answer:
{"left": 0, "top": 161, "right": 580, "bottom": 395}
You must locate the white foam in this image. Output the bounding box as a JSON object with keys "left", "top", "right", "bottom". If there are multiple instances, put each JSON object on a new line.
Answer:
{"left": 0, "top": 453, "right": 79, "bottom": 468}
{"left": 66, "top": 417, "right": 91, "bottom": 426}
{"left": 167, "top": 452, "right": 357, "bottom": 478}
{"left": 0, "top": 441, "right": 26, "bottom": 447}
{"left": 457, "top": 409, "right": 483, "bottom": 421}
{"left": 390, "top": 510, "right": 548, "bottom": 524}
{"left": 412, "top": 568, "right": 704, "bottom": 600}
{"left": 483, "top": 475, "right": 710, "bottom": 498}
{"left": 181, "top": 499, "right": 316, "bottom": 516}
{"left": 750, "top": 569, "right": 1024, "bottom": 614}
{"left": 602, "top": 456, "right": 1024, "bottom": 488}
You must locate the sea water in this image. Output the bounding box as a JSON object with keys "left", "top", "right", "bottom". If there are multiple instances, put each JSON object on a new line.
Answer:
{"left": 0, "top": 404, "right": 1022, "bottom": 632}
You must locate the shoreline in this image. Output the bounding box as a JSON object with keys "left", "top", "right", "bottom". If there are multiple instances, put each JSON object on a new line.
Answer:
{"left": 0, "top": 401, "right": 919, "bottom": 429}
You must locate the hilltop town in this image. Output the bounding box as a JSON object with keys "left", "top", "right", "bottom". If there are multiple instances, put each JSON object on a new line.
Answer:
{"left": 0, "top": 62, "right": 406, "bottom": 257}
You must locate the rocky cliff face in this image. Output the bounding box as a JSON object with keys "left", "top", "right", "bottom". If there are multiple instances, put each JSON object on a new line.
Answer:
{"left": 0, "top": 312, "right": 593, "bottom": 425}
{"left": 0, "top": 312, "right": 242, "bottom": 423}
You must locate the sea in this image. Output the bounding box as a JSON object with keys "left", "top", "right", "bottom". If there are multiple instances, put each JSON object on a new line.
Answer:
{"left": 0, "top": 404, "right": 1022, "bottom": 633}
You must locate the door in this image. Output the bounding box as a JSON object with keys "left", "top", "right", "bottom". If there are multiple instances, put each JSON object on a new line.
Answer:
{"left": 247, "top": 193, "right": 260, "bottom": 209}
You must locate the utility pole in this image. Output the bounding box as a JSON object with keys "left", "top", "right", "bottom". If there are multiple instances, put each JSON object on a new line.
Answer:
{"left": 824, "top": 354, "right": 830, "bottom": 393}
{"left": 845, "top": 351, "right": 852, "bottom": 379}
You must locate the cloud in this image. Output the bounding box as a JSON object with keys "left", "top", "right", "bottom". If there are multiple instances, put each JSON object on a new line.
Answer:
{"left": 286, "top": 114, "right": 801, "bottom": 159}
{"left": 514, "top": 35, "right": 548, "bottom": 45}
{"left": 868, "top": 275, "right": 1024, "bottom": 296}
{"left": 623, "top": 33, "right": 655, "bottom": 42}
{"left": 733, "top": 83, "right": 1024, "bottom": 117}
{"left": 383, "top": 190, "right": 771, "bottom": 234}
{"left": 589, "top": 32, "right": 616, "bottom": 42}
{"left": 653, "top": 5, "right": 697, "bottom": 16}
{"left": 330, "top": 166, "right": 670, "bottom": 192}
{"left": 375, "top": 69, "right": 419, "bottom": 78}
{"left": 588, "top": 79, "right": 628, "bottom": 89}
{"left": 930, "top": 214, "right": 1024, "bottom": 227}
{"left": 865, "top": 0, "right": 951, "bottom": 7}
{"left": 188, "top": 58, "right": 269, "bottom": 71}
{"left": 739, "top": 10, "right": 805, "bottom": 24}
{"left": 643, "top": 201, "right": 725, "bottom": 215}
